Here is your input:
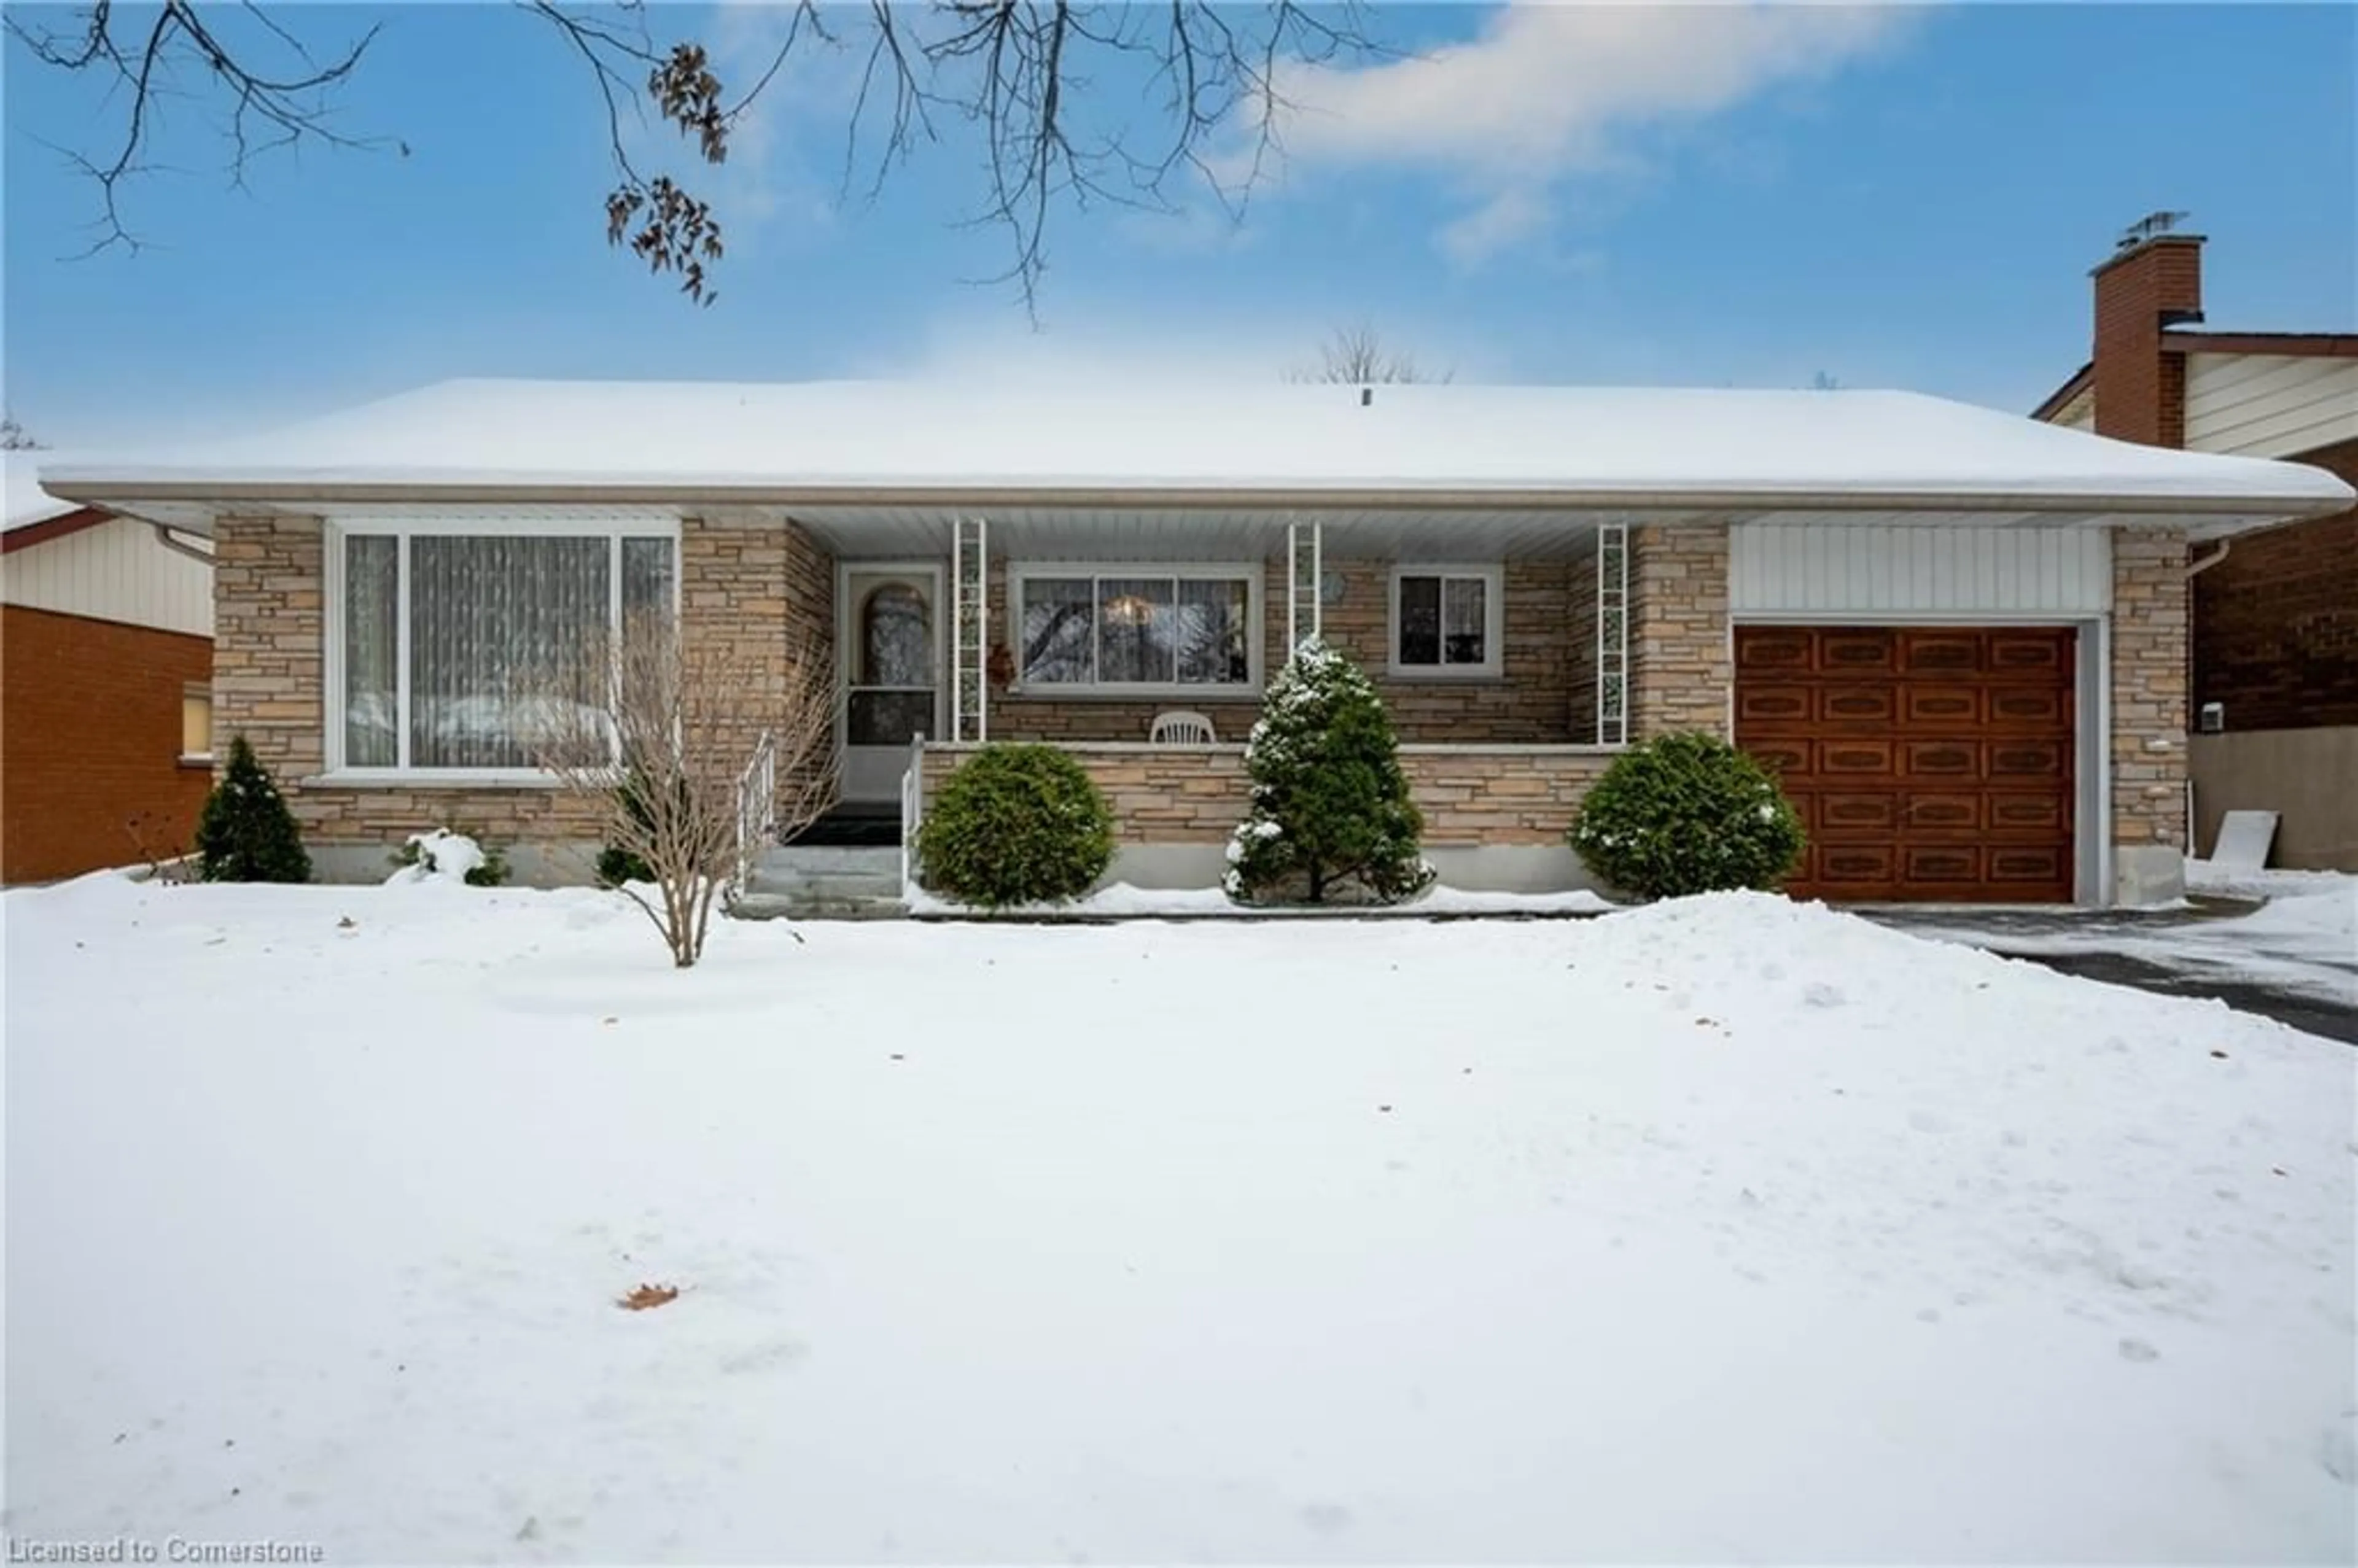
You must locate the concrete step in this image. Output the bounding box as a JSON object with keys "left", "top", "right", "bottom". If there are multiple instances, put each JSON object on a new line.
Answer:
{"left": 757, "top": 846, "right": 900, "bottom": 877}
{"left": 745, "top": 874, "right": 903, "bottom": 902}
{"left": 727, "top": 891, "right": 906, "bottom": 922}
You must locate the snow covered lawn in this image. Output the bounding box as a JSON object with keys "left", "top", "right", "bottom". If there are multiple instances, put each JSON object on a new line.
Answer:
{"left": 5, "top": 875, "right": 2352, "bottom": 1563}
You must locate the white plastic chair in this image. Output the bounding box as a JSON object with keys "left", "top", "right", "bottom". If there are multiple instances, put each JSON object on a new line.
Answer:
{"left": 1148, "top": 710, "right": 1218, "bottom": 745}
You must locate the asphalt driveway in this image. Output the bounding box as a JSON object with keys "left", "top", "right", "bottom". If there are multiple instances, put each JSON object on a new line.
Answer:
{"left": 1867, "top": 896, "right": 2358, "bottom": 1044}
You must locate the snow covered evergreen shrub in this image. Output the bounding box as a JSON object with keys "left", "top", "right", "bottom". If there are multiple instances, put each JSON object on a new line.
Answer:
{"left": 1568, "top": 732, "right": 1805, "bottom": 899}
{"left": 194, "top": 735, "right": 312, "bottom": 883}
{"left": 1225, "top": 638, "right": 1433, "bottom": 906}
{"left": 915, "top": 744, "right": 1115, "bottom": 907}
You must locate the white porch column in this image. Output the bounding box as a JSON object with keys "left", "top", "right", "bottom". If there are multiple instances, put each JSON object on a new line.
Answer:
{"left": 952, "top": 516, "right": 989, "bottom": 742}
{"left": 1286, "top": 518, "right": 1323, "bottom": 652}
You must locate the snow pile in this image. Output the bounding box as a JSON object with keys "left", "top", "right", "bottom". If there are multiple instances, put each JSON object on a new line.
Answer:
{"left": 2188, "top": 855, "right": 2358, "bottom": 905}
{"left": 4, "top": 880, "right": 2351, "bottom": 1562}
{"left": 382, "top": 827, "right": 488, "bottom": 886}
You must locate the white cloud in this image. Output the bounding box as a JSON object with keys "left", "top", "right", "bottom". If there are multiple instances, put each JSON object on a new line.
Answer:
{"left": 1438, "top": 187, "right": 1552, "bottom": 268}
{"left": 1249, "top": 2, "right": 1916, "bottom": 264}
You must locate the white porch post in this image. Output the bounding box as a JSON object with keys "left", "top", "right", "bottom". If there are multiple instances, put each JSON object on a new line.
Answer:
{"left": 1596, "top": 521, "right": 1629, "bottom": 745}
{"left": 1286, "top": 517, "right": 1323, "bottom": 652}
{"left": 952, "top": 516, "right": 989, "bottom": 742}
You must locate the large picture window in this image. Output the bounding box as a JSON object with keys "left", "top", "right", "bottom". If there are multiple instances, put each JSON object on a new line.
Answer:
{"left": 1390, "top": 565, "right": 1503, "bottom": 678}
{"left": 335, "top": 527, "right": 677, "bottom": 772}
{"left": 1013, "top": 565, "right": 1258, "bottom": 692}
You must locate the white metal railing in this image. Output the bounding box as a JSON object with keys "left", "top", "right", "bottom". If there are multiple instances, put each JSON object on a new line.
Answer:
{"left": 733, "top": 728, "right": 777, "bottom": 899}
{"left": 952, "top": 517, "right": 989, "bottom": 742}
{"left": 1596, "top": 522, "right": 1629, "bottom": 745}
{"left": 900, "top": 731, "right": 927, "bottom": 893}
{"left": 1286, "top": 516, "right": 1323, "bottom": 651}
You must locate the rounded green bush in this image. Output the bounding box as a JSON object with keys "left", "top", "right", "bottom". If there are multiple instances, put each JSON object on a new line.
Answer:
{"left": 916, "top": 743, "right": 1116, "bottom": 907}
{"left": 1568, "top": 732, "right": 1805, "bottom": 899}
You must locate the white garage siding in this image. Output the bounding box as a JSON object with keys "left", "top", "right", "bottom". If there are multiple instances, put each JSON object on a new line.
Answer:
{"left": 2183, "top": 353, "right": 2358, "bottom": 459}
{"left": 1728, "top": 522, "right": 2112, "bottom": 616}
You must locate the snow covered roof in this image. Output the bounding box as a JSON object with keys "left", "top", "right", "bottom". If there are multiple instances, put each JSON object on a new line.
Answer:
{"left": 36, "top": 378, "right": 2357, "bottom": 520}
{"left": 5, "top": 450, "right": 88, "bottom": 534}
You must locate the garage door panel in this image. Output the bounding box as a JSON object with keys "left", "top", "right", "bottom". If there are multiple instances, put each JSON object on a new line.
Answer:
{"left": 1989, "top": 739, "right": 2069, "bottom": 780}
{"left": 1818, "top": 685, "right": 1896, "bottom": 724}
{"left": 1901, "top": 739, "right": 1981, "bottom": 779}
{"left": 1904, "top": 844, "right": 1982, "bottom": 885}
{"left": 1735, "top": 622, "right": 2077, "bottom": 904}
{"left": 1988, "top": 686, "right": 2068, "bottom": 727}
{"left": 1901, "top": 793, "right": 1980, "bottom": 832}
{"left": 1816, "top": 631, "right": 1896, "bottom": 673}
{"left": 1988, "top": 631, "right": 2071, "bottom": 675}
{"left": 1816, "top": 843, "right": 1897, "bottom": 890}
{"left": 1819, "top": 792, "right": 1897, "bottom": 830}
{"left": 1990, "top": 846, "right": 2071, "bottom": 884}
{"left": 1986, "top": 793, "right": 2065, "bottom": 831}
{"left": 1899, "top": 631, "right": 1983, "bottom": 675}
{"left": 1818, "top": 739, "right": 1897, "bottom": 777}
{"left": 1737, "top": 685, "right": 1813, "bottom": 726}
{"left": 1735, "top": 627, "right": 1813, "bottom": 670}
{"left": 1902, "top": 685, "right": 1983, "bottom": 727}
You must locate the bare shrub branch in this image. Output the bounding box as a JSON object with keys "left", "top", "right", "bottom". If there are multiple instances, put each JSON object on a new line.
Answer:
{"left": 524, "top": 612, "right": 835, "bottom": 968}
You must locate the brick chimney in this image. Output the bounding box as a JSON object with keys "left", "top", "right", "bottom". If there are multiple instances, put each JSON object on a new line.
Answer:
{"left": 2090, "top": 223, "right": 2204, "bottom": 448}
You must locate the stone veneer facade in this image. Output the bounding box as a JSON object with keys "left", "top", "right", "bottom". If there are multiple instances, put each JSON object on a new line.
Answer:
{"left": 212, "top": 511, "right": 2195, "bottom": 902}
{"left": 2109, "top": 524, "right": 2190, "bottom": 854}
{"left": 920, "top": 743, "right": 1614, "bottom": 847}
{"left": 1627, "top": 522, "right": 1732, "bottom": 740}
{"left": 211, "top": 514, "right": 831, "bottom": 855}
{"left": 981, "top": 555, "right": 1587, "bottom": 745}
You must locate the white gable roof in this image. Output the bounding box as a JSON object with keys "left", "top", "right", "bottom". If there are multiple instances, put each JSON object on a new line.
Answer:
{"left": 36, "top": 378, "right": 2357, "bottom": 516}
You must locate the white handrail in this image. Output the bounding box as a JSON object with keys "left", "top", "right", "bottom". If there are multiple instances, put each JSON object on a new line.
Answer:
{"left": 900, "top": 731, "right": 927, "bottom": 895}
{"left": 733, "top": 728, "right": 777, "bottom": 900}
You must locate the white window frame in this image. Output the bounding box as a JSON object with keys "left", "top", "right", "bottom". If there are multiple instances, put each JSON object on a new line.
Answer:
{"left": 1389, "top": 564, "right": 1504, "bottom": 680}
{"left": 322, "top": 517, "right": 682, "bottom": 782}
{"left": 1005, "top": 561, "right": 1264, "bottom": 697}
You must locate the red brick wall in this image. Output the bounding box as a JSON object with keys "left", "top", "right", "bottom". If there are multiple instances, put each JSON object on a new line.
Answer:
{"left": 2091, "top": 235, "right": 2203, "bottom": 446}
{"left": 1, "top": 605, "right": 213, "bottom": 882}
{"left": 2192, "top": 437, "right": 2358, "bottom": 731}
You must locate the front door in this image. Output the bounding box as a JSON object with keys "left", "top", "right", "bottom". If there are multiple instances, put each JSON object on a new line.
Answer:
{"left": 839, "top": 564, "right": 944, "bottom": 805}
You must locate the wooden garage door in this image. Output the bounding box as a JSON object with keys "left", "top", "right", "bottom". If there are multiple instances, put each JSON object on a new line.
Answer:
{"left": 1735, "top": 626, "right": 2077, "bottom": 903}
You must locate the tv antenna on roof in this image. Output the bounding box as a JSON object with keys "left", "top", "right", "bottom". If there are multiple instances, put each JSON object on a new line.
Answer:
{"left": 2117, "top": 210, "right": 2192, "bottom": 250}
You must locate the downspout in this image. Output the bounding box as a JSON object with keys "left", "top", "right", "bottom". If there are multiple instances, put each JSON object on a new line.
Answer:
{"left": 149, "top": 521, "right": 217, "bottom": 569}
{"left": 2179, "top": 540, "right": 2230, "bottom": 859}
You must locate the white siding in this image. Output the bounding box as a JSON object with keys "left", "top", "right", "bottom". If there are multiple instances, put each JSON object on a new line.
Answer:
{"left": 1, "top": 516, "right": 214, "bottom": 637}
{"left": 2183, "top": 352, "right": 2358, "bottom": 459}
{"left": 1729, "top": 522, "right": 2111, "bottom": 616}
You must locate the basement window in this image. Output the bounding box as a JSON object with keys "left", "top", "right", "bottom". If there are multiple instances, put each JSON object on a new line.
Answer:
{"left": 180, "top": 683, "right": 214, "bottom": 766}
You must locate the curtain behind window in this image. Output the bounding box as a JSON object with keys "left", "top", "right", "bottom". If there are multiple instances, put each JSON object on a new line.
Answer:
{"left": 410, "top": 537, "right": 610, "bottom": 768}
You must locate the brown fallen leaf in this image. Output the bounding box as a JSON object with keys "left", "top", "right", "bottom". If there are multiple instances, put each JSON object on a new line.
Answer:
{"left": 337, "top": 916, "right": 357, "bottom": 930}
{"left": 617, "top": 1283, "right": 680, "bottom": 1311}
{"left": 2209, "top": 1049, "right": 2228, "bottom": 1060}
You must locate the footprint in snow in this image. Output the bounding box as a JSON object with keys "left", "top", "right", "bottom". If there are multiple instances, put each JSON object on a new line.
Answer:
{"left": 1299, "top": 1503, "right": 1353, "bottom": 1534}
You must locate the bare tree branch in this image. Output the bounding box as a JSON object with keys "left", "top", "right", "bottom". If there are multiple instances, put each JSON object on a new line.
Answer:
{"left": 12, "top": 2, "right": 1392, "bottom": 311}
{"left": 1290, "top": 322, "right": 1452, "bottom": 386}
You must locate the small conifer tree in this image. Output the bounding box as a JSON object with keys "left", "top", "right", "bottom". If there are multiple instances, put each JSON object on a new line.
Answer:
{"left": 1225, "top": 638, "right": 1433, "bottom": 905}
{"left": 195, "top": 735, "right": 313, "bottom": 883}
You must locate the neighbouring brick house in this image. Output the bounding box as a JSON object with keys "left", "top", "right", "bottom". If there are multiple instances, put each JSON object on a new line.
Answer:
{"left": 2034, "top": 225, "right": 2358, "bottom": 869}
{"left": 2, "top": 455, "right": 216, "bottom": 882}
{"left": 39, "top": 377, "right": 2351, "bottom": 906}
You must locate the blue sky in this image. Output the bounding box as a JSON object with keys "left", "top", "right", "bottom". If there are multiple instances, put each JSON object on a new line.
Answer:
{"left": 4, "top": 2, "right": 2352, "bottom": 447}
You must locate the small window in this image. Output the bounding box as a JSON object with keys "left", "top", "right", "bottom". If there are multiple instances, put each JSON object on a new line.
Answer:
{"left": 1391, "top": 567, "right": 1501, "bottom": 677}
{"left": 181, "top": 682, "right": 214, "bottom": 763}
